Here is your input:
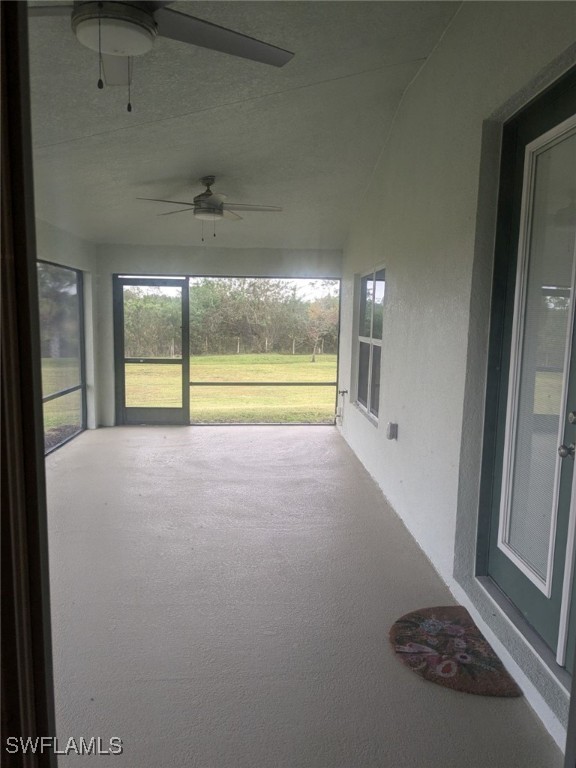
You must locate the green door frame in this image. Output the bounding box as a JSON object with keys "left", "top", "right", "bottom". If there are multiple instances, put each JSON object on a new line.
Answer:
{"left": 477, "top": 67, "right": 576, "bottom": 667}
{"left": 2, "top": 4, "right": 57, "bottom": 764}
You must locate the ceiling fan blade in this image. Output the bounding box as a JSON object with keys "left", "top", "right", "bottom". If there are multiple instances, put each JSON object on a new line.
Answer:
{"left": 28, "top": 0, "right": 171, "bottom": 17}
{"left": 101, "top": 54, "right": 131, "bottom": 87}
{"left": 222, "top": 210, "right": 243, "bottom": 221}
{"left": 137, "top": 197, "right": 195, "bottom": 207}
{"left": 155, "top": 8, "right": 294, "bottom": 67}
{"left": 158, "top": 207, "right": 197, "bottom": 217}
{"left": 27, "top": 2, "right": 73, "bottom": 17}
{"left": 223, "top": 204, "right": 282, "bottom": 212}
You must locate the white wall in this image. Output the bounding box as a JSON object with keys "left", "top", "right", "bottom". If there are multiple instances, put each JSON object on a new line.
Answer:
{"left": 36, "top": 219, "right": 96, "bottom": 272}
{"left": 337, "top": 1, "right": 576, "bottom": 740}
{"left": 93, "top": 243, "right": 342, "bottom": 425}
{"left": 99, "top": 243, "right": 342, "bottom": 280}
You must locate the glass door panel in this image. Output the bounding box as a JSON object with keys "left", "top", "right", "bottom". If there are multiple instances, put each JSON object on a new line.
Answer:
{"left": 503, "top": 130, "right": 576, "bottom": 585}
{"left": 486, "top": 114, "right": 576, "bottom": 667}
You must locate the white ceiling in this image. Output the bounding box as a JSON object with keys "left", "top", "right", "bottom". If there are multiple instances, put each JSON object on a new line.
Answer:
{"left": 28, "top": 1, "right": 458, "bottom": 250}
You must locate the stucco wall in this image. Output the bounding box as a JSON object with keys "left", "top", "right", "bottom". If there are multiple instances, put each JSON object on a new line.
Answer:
{"left": 98, "top": 243, "right": 342, "bottom": 280}
{"left": 36, "top": 219, "right": 96, "bottom": 272}
{"left": 337, "top": 1, "right": 576, "bottom": 742}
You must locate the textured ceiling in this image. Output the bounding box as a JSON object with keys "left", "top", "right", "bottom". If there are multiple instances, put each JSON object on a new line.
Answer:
{"left": 28, "top": 1, "right": 457, "bottom": 250}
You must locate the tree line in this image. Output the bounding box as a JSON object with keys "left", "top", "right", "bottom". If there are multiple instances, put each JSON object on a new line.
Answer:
{"left": 37, "top": 262, "right": 81, "bottom": 359}
{"left": 123, "top": 278, "right": 339, "bottom": 358}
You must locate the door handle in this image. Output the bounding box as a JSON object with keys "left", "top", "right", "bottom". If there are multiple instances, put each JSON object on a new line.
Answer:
{"left": 558, "top": 443, "right": 575, "bottom": 459}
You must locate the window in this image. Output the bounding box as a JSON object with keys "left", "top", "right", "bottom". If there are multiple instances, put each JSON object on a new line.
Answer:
{"left": 37, "top": 261, "right": 86, "bottom": 453}
{"left": 356, "top": 268, "right": 385, "bottom": 418}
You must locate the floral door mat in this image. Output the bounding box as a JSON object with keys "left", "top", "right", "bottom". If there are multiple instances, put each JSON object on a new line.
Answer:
{"left": 389, "top": 606, "right": 522, "bottom": 697}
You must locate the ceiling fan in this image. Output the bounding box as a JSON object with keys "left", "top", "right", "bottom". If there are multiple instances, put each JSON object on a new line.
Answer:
{"left": 29, "top": 1, "right": 294, "bottom": 87}
{"left": 138, "top": 176, "right": 283, "bottom": 221}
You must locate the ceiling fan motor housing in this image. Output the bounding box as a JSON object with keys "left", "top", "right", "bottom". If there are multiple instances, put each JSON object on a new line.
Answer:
{"left": 193, "top": 200, "right": 223, "bottom": 221}
{"left": 193, "top": 176, "right": 223, "bottom": 219}
{"left": 72, "top": 2, "right": 158, "bottom": 57}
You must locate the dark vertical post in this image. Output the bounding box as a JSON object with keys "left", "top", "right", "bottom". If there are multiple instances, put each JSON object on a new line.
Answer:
{"left": 112, "top": 276, "right": 126, "bottom": 425}
{"left": 182, "top": 279, "right": 191, "bottom": 424}
{"left": 78, "top": 270, "right": 88, "bottom": 430}
{"left": 1, "top": 2, "right": 57, "bottom": 765}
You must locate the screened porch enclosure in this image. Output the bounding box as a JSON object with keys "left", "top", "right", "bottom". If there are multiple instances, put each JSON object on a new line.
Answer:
{"left": 114, "top": 275, "right": 340, "bottom": 427}
{"left": 38, "top": 261, "right": 86, "bottom": 453}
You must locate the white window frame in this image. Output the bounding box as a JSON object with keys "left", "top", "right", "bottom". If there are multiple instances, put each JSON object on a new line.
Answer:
{"left": 354, "top": 267, "right": 385, "bottom": 422}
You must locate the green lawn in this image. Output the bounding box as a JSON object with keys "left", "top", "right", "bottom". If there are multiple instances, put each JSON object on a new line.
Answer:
{"left": 125, "top": 353, "right": 338, "bottom": 423}
{"left": 190, "top": 353, "right": 337, "bottom": 383}
{"left": 41, "top": 360, "right": 82, "bottom": 444}
{"left": 41, "top": 357, "right": 81, "bottom": 399}
{"left": 40, "top": 357, "right": 564, "bottom": 432}
{"left": 40, "top": 358, "right": 83, "bottom": 449}
{"left": 125, "top": 363, "right": 183, "bottom": 408}
{"left": 190, "top": 383, "right": 335, "bottom": 423}
{"left": 190, "top": 353, "right": 337, "bottom": 422}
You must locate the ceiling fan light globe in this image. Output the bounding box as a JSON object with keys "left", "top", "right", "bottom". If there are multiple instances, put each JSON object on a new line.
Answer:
{"left": 194, "top": 208, "right": 223, "bottom": 221}
{"left": 75, "top": 17, "right": 156, "bottom": 56}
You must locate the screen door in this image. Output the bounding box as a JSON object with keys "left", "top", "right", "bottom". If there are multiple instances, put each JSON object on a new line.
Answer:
{"left": 114, "top": 276, "right": 190, "bottom": 425}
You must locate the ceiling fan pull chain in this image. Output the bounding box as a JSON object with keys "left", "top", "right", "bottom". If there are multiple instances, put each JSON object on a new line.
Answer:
{"left": 201, "top": 221, "right": 204, "bottom": 243}
{"left": 127, "top": 58, "right": 133, "bottom": 112}
{"left": 97, "top": 6, "right": 104, "bottom": 89}
{"left": 213, "top": 220, "right": 216, "bottom": 238}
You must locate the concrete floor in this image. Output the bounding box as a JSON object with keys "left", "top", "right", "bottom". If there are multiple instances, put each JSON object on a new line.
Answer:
{"left": 46, "top": 426, "right": 562, "bottom": 767}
